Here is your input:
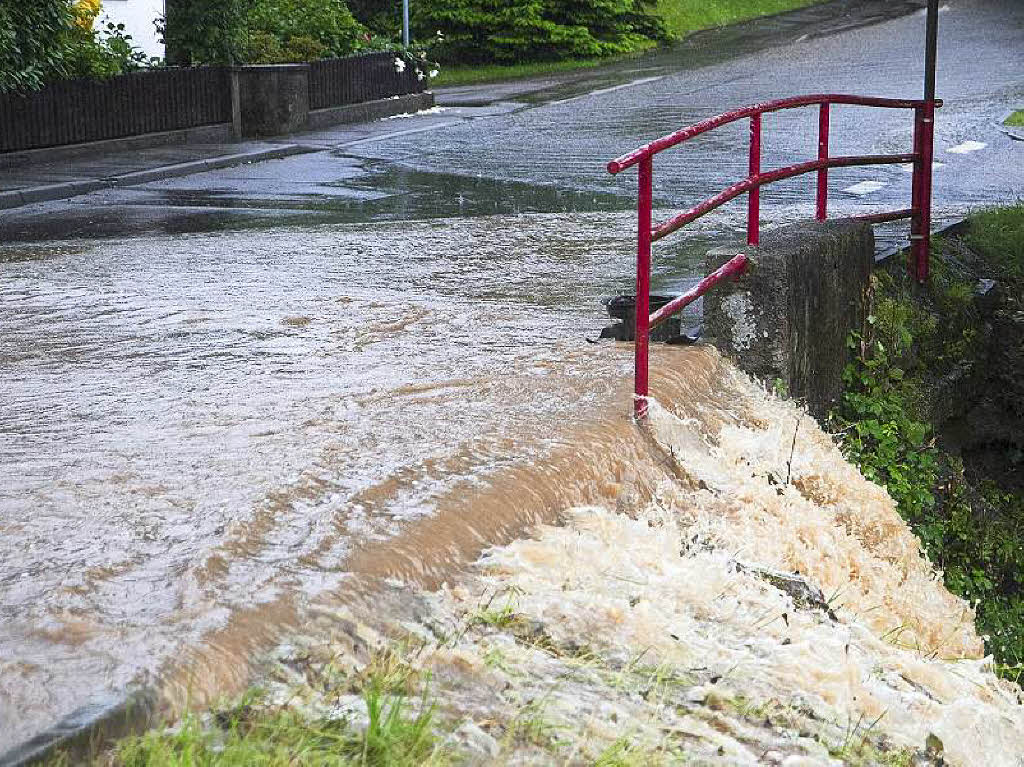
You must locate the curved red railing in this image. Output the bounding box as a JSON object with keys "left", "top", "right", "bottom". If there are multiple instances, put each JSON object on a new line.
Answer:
{"left": 608, "top": 93, "right": 940, "bottom": 419}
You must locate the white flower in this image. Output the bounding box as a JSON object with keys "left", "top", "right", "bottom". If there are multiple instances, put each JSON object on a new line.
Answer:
{"left": 416, "top": 69, "right": 424, "bottom": 81}
{"left": 429, "top": 69, "right": 439, "bottom": 78}
{"left": 394, "top": 57, "right": 406, "bottom": 73}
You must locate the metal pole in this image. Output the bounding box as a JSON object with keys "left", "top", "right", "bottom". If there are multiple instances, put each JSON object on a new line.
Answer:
{"left": 910, "top": 106, "right": 925, "bottom": 280}
{"left": 402, "top": 0, "right": 410, "bottom": 47}
{"left": 747, "top": 114, "right": 761, "bottom": 246}
{"left": 634, "top": 156, "right": 653, "bottom": 421}
{"left": 924, "top": 0, "right": 938, "bottom": 104}
{"left": 816, "top": 102, "right": 830, "bottom": 221}
{"left": 913, "top": 0, "right": 939, "bottom": 282}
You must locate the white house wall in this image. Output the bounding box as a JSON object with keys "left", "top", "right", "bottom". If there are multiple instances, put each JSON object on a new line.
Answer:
{"left": 99, "top": 0, "right": 165, "bottom": 59}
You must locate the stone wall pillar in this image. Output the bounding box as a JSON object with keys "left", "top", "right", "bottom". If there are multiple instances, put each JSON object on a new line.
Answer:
{"left": 702, "top": 219, "right": 874, "bottom": 416}
{"left": 234, "top": 64, "right": 310, "bottom": 138}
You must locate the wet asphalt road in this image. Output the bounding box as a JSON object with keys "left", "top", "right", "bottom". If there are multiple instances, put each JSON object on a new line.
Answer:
{"left": 0, "top": 0, "right": 1021, "bottom": 248}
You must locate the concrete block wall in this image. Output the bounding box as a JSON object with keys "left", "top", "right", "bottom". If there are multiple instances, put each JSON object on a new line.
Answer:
{"left": 702, "top": 220, "right": 875, "bottom": 417}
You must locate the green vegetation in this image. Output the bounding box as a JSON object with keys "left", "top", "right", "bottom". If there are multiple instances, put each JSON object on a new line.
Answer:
{"left": 0, "top": 1, "right": 152, "bottom": 93}
{"left": 244, "top": 0, "right": 365, "bottom": 62}
{"left": 431, "top": 47, "right": 654, "bottom": 86}
{"left": 653, "top": 0, "right": 818, "bottom": 39}
{"left": 430, "top": 0, "right": 820, "bottom": 85}
{"left": 1005, "top": 110, "right": 1024, "bottom": 127}
{"left": 410, "top": 0, "right": 668, "bottom": 66}
{"left": 162, "top": 0, "right": 250, "bottom": 65}
{"left": 0, "top": 3, "right": 73, "bottom": 93}
{"left": 4, "top": 0, "right": 825, "bottom": 88}
{"left": 966, "top": 203, "right": 1024, "bottom": 282}
{"left": 114, "top": 685, "right": 444, "bottom": 766}
{"left": 164, "top": 0, "right": 367, "bottom": 65}
{"left": 832, "top": 202, "right": 1024, "bottom": 671}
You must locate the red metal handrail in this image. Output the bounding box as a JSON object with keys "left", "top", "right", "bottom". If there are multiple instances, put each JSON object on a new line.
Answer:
{"left": 606, "top": 94, "right": 936, "bottom": 174}
{"left": 608, "top": 92, "right": 940, "bottom": 420}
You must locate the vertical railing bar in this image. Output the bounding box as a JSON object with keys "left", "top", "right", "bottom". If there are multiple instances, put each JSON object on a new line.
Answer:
{"left": 635, "top": 156, "right": 653, "bottom": 421}
{"left": 910, "top": 105, "right": 925, "bottom": 280}
{"left": 747, "top": 113, "right": 761, "bottom": 247}
{"left": 816, "top": 101, "right": 830, "bottom": 221}
{"left": 916, "top": 100, "right": 935, "bottom": 283}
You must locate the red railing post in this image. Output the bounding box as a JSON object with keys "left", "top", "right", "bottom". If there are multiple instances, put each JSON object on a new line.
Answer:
{"left": 816, "top": 102, "right": 830, "bottom": 221}
{"left": 634, "top": 156, "right": 653, "bottom": 420}
{"left": 747, "top": 114, "right": 761, "bottom": 246}
{"left": 914, "top": 99, "right": 935, "bottom": 282}
{"left": 910, "top": 106, "right": 924, "bottom": 280}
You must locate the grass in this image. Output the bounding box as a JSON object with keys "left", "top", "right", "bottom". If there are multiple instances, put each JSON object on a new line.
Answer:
{"left": 654, "top": 0, "right": 819, "bottom": 39}
{"left": 965, "top": 201, "right": 1024, "bottom": 281}
{"left": 1005, "top": 110, "right": 1024, "bottom": 127}
{"left": 111, "top": 687, "right": 445, "bottom": 767}
{"left": 432, "top": 0, "right": 821, "bottom": 87}
{"left": 102, "top": 666, "right": 450, "bottom": 767}
{"left": 431, "top": 47, "right": 656, "bottom": 87}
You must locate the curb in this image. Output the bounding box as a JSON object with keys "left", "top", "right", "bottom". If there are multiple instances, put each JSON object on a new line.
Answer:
{"left": 0, "top": 690, "right": 158, "bottom": 767}
{"left": 307, "top": 91, "right": 435, "bottom": 131}
{"left": 0, "top": 144, "right": 315, "bottom": 211}
{"left": 0, "top": 124, "right": 235, "bottom": 170}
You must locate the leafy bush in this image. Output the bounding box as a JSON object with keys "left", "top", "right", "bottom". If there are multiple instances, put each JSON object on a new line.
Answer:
{"left": 347, "top": 0, "right": 401, "bottom": 36}
{"left": 242, "top": 30, "right": 287, "bottom": 63}
{"left": 282, "top": 35, "right": 329, "bottom": 62}
{"left": 62, "top": 20, "right": 154, "bottom": 79}
{"left": 163, "top": 0, "right": 251, "bottom": 65}
{"left": 413, "top": 0, "right": 666, "bottom": 64}
{"left": 834, "top": 334, "right": 939, "bottom": 519}
{"left": 0, "top": 1, "right": 152, "bottom": 92}
{"left": 246, "top": 0, "right": 365, "bottom": 59}
{"left": 0, "top": 2, "right": 73, "bottom": 93}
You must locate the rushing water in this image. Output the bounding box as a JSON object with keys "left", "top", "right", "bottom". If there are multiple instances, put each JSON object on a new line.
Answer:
{"left": 247, "top": 361, "right": 1023, "bottom": 765}
{"left": 1, "top": 208, "right": 1015, "bottom": 760}
{"left": 0, "top": 211, "right": 728, "bottom": 750}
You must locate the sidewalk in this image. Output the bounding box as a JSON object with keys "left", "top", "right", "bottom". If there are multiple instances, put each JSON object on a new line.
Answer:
{"left": 0, "top": 91, "right": 456, "bottom": 212}
{"left": 0, "top": 140, "right": 314, "bottom": 210}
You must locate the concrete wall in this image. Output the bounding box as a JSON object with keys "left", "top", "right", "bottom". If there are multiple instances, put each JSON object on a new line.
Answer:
{"left": 702, "top": 220, "right": 874, "bottom": 417}
{"left": 235, "top": 65, "right": 311, "bottom": 138}
{"left": 99, "top": 0, "right": 165, "bottom": 59}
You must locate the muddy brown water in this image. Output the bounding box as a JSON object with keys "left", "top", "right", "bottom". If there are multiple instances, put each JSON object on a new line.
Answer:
{"left": 0, "top": 211, "right": 738, "bottom": 750}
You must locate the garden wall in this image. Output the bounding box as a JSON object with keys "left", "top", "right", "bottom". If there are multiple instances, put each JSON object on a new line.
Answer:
{"left": 0, "top": 52, "right": 429, "bottom": 153}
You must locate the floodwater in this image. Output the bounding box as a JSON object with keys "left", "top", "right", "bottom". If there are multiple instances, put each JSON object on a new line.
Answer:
{"left": 0, "top": 204, "right": 1014, "bottom": 762}
{"left": 0, "top": 210, "right": 730, "bottom": 750}
{"left": 252, "top": 358, "right": 1023, "bottom": 764}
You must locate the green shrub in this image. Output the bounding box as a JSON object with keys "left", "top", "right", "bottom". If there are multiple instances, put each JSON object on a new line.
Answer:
{"left": 413, "top": 0, "right": 666, "bottom": 64}
{"left": 61, "top": 20, "right": 153, "bottom": 80}
{"left": 0, "top": 2, "right": 153, "bottom": 91}
{"left": 246, "top": 0, "right": 365, "bottom": 58}
{"left": 282, "top": 35, "right": 329, "bottom": 62}
{"left": 0, "top": 2, "right": 73, "bottom": 92}
{"left": 833, "top": 334, "right": 939, "bottom": 519}
{"left": 163, "top": 0, "right": 251, "bottom": 65}
{"left": 242, "top": 30, "right": 286, "bottom": 63}
{"left": 347, "top": 0, "right": 401, "bottom": 36}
